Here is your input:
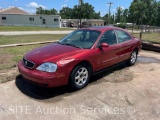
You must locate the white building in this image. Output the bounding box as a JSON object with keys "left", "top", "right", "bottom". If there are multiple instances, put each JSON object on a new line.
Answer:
{"left": 0, "top": 7, "right": 61, "bottom": 28}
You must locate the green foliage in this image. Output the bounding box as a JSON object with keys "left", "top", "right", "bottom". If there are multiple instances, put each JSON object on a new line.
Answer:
{"left": 128, "top": 0, "right": 159, "bottom": 26}
{"left": 36, "top": 1, "right": 100, "bottom": 19}
{"left": 102, "top": 7, "right": 129, "bottom": 25}
{"left": 115, "top": 7, "right": 128, "bottom": 23}
{"left": 36, "top": 7, "right": 58, "bottom": 15}
{"left": 0, "top": 34, "right": 66, "bottom": 45}
{"left": 102, "top": 0, "right": 160, "bottom": 26}
{"left": 157, "top": 1, "right": 160, "bottom": 26}
{"left": 60, "top": 2, "right": 101, "bottom": 19}
{"left": 59, "top": 7, "right": 73, "bottom": 19}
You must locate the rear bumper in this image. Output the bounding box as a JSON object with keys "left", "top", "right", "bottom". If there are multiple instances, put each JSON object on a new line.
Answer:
{"left": 18, "top": 61, "right": 68, "bottom": 87}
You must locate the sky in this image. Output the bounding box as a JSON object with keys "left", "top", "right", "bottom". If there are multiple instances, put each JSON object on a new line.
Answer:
{"left": 0, "top": 0, "right": 133, "bottom": 16}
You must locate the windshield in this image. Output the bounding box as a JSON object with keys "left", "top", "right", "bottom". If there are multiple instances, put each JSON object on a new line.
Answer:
{"left": 58, "top": 29, "right": 101, "bottom": 49}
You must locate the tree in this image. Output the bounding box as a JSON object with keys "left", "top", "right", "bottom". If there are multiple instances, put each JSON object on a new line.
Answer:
{"left": 36, "top": 7, "right": 43, "bottom": 14}
{"left": 102, "top": 0, "right": 160, "bottom": 26}
{"left": 122, "top": 9, "right": 129, "bottom": 23}
{"left": 115, "top": 7, "right": 123, "bottom": 23}
{"left": 157, "top": 2, "right": 160, "bottom": 26}
{"left": 59, "top": 2, "right": 100, "bottom": 19}
{"left": 36, "top": 7, "right": 58, "bottom": 15}
{"left": 44, "top": 10, "right": 51, "bottom": 15}
{"left": 72, "top": 2, "right": 100, "bottom": 19}
{"left": 93, "top": 11, "right": 101, "bottom": 19}
{"left": 102, "top": 13, "right": 109, "bottom": 25}
{"left": 36, "top": 2, "right": 101, "bottom": 19}
{"left": 128, "top": 0, "right": 158, "bottom": 26}
{"left": 50, "top": 8, "right": 58, "bottom": 15}
{"left": 71, "top": 5, "right": 79, "bottom": 19}
{"left": 59, "top": 7, "right": 73, "bottom": 19}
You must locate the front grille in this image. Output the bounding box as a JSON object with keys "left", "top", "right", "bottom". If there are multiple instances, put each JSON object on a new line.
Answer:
{"left": 23, "top": 58, "right": 35, "bottom": 69}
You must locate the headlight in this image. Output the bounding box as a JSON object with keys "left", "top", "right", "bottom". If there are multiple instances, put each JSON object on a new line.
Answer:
{"left": 36, "top": 63, "right": 57, "bottom": 72}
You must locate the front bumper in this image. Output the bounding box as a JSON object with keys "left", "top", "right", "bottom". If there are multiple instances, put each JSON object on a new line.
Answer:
{"left": 18, "top": 61, "right": 68, "bottom": 87}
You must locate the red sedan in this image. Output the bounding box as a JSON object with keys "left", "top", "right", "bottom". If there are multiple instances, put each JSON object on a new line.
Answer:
{"left": 18, "top": 27, "right": 141, "bottom": 90}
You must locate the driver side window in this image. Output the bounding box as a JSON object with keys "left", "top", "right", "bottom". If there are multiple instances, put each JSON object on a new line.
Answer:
{"left": 99, "top": 30, "right": 117, "bottom": 46}
{"left": 67, "top": 31, "right": 83, "bottom": 42}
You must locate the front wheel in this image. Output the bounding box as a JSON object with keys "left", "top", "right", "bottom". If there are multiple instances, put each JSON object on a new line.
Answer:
{"left": 127, "top": 50, "right": 137, "bottom": 66}
{"left": 69, "top": 64, "right": 90, "bottom": 90}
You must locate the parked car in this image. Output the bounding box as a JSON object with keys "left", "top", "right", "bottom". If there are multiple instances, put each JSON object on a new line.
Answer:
{"left": 80, "top": 21, "right": 90, "bottom": 28}
{"left": 70, "top": 22, "right": 77, "bottom": 28}
{"left": 18, "top": 26, "right": 141, "bottom": 90}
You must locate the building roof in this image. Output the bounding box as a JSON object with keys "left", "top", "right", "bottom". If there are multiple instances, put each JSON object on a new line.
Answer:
{"left": 0, "top": 7, "right": 28, "bottom": 15}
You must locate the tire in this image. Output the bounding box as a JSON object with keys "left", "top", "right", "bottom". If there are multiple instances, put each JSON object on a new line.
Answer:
{"left": 127, "top": 50, "right": 137, "bottom": 66}
{"left": 69, "top": 64, "right": 90, "bottom": 90}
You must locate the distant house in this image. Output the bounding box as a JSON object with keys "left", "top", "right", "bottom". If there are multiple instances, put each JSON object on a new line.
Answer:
{"left": 0, "top": 7, "right": 61, "bottom": 28}
{"left": 0, "top": 7, "right": 28, "bottom": 14}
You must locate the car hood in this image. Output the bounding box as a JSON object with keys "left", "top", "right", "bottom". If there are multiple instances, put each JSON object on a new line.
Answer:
{"left": 24, "top": 43, "right": 85, "bottom": 65}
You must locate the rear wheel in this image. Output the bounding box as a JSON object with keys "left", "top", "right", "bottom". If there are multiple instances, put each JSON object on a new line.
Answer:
{"left": 127, "top": 50, "right": 137, "bottom": 66}
{"left": 69, "top": 64, "right": 90, "bottom": 90}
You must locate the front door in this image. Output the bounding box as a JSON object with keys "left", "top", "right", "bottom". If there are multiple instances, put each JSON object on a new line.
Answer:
{"left": 94, "top": 30, "right": 120, "bottom": 70}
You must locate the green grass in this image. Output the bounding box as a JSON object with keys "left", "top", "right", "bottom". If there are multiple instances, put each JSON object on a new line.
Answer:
{"left": 0, "top": 26, "right": 75, "bottom": 31}
{"left": 132, "top": 32, "right": 160, "bottom": 43}
{"left": 0, "top": 34, "right": 67, "bottom": 45}
{"left": 0, "top": 44, "right": 48, "bottom": 70}
{"left": 0, "top": 34, "right": 67, "bottom": 70}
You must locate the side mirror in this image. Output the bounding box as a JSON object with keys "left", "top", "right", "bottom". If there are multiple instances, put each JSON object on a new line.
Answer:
{"left": 99, "top": 43, "right": 109, "bottom": 48}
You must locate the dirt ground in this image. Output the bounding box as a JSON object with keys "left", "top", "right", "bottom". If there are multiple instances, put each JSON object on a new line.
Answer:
{"left": 0, "top": 50, "right": 160, "bottom": 120}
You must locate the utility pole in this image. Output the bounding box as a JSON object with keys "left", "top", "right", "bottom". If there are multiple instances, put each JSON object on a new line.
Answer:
{"left": 107, "top": 2, "right": 113, "bottom": 25}
{"left": 78, "top": 0, "right": 82, "bottom": 29}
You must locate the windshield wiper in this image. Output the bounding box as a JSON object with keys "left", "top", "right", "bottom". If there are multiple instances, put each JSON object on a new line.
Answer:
{"left": 57, "top": 42, "right": 65, "bottom": 45}
{"left": 57, "top": 42, "right": 82, "bottom": 49}
{"left": 64, "top": 43, "right": 82, "bottom": 49}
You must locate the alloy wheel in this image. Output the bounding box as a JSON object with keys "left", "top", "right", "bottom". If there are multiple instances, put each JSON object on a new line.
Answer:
{"left": 130, "top": 51, "right": 137, "bottom": 64}
{"left": 75, "top": 67, "right": 88, "bottom": 86}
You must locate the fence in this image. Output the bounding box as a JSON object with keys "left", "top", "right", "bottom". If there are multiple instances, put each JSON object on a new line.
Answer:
{"left": 126, "top": 25, "right": 160, "bottom": 33}
{"left": 142, "top": 26, "right": 160, "bottom": 33}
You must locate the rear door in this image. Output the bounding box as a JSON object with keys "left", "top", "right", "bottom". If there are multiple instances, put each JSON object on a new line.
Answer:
{"left": 115, "top": 30, "right": 134, "bottom": 62}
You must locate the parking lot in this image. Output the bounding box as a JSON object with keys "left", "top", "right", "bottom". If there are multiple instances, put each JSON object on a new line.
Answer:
{"left": 0, "top": 50, "right": 160, "bottom": 120}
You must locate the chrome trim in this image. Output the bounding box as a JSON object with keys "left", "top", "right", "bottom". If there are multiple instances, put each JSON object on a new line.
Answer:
{"left": 119, "top": 52, "right": 130, "bottom": 57}
{"left": 102, "top": 56, "right": 119, "bottom": 63}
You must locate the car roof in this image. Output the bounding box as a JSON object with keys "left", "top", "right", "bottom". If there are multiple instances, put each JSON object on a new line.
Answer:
{"left": 81, "top": 26, "right": 123, "bottom": 32}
